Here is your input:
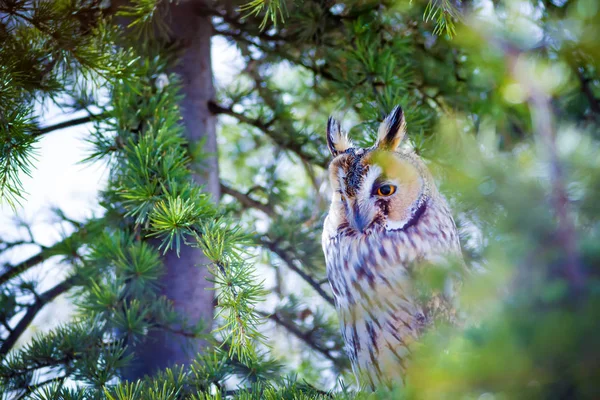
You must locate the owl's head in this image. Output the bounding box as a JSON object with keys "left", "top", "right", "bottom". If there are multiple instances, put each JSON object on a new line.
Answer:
{"left": 326, "top": 106, "right": 432, "bottom": 234}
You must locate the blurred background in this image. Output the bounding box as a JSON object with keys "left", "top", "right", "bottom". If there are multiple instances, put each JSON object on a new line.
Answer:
{"left": 0, "top": 0, "right": 598, "bottom": 398}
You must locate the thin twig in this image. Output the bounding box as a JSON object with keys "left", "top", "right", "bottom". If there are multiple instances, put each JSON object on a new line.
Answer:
{"left": 220, "top": 182, "right": 276, "bottom": 217}
{"left": 154, "top": 323, "right": 205, "bottom": 339}
{"left": 209, "top": 100, "right": 327, "bottom": 168}
{"left": 208, "top": 101, "right": 274, "bottom": 130}
{"left": 0, "top": 221, "right": 96, "bottom": 286}
{"left": 260, "top": 239, "right": 335, "bottom": 306}
{"left": 258, "top": 310, "right": 343, "bottom": 369}
{"left": 15, "top": 375, "right": 66, "bottom": 400}
{"left": 0, "top": 276, "right": 78, "bottom": 356}
{"left": 33, "top": 112, "right": 108, "bottom": 138}
{"left": 0, "top": 253, "right": 47, "bottom": 287}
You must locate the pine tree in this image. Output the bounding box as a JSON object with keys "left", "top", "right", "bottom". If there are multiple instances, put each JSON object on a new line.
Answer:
{"left": 113, "top": 0, "right": 222, "bottom": 380}
{"left": 1, "top": 0, "right": 599, "bottom": 399}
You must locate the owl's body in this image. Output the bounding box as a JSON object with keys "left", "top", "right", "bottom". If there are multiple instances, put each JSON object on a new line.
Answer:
{"left": 322, "top": 107, "right": 463, "bottom": 388}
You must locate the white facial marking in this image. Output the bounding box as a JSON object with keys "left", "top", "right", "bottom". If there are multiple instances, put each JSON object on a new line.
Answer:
{"left": 337, "top": 167, "right": 347, "bottom": 195}
{"left": 385, "top": 218, "right": 410, "bottom": 231}
{"left": 357, "top": 164, "right": 382, "bottom": 201}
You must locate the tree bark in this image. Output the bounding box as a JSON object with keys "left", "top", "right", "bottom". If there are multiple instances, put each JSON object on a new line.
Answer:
{"left": 122, "top": 0, "right": 219, "bottom": 379}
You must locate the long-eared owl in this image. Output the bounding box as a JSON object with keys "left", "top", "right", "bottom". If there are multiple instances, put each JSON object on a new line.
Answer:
{"left": 322, "top": 106, "right": 463, "bottom": 388}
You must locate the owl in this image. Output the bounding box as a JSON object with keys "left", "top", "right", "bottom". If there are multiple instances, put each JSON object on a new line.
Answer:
{"left": 322, "top": 106, "right": 463, "bottom": 388}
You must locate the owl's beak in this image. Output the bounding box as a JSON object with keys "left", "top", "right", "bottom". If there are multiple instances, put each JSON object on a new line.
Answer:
{"left": 349, "top": 201, "right": 370, "bottom": 233}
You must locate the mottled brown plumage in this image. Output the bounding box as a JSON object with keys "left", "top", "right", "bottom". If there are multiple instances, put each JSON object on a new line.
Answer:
{"left": 322, "top": 106, "right": 463, "bottom": 388}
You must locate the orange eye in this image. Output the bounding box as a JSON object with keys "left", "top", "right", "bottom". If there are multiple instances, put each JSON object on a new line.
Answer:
{"left": 376, "top": 184, "right": 396, "bottom": 196}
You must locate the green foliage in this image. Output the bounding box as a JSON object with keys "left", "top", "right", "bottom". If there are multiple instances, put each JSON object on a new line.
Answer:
{"left": 239, "top": 0, "right": 289, "bottom": 30}
{"left": 0, "top": 0, "right": 135, "bottom": 206}
{"left": 197, "top": 220, "right": 267, "bottom": 362}
{"left": 2, "top": 0, "right": 600, "bottom": 399}
{"left": 1, "top": 319, "right": 130, "bottom": 394}
{"left": 0, "top": 105, "right": 37, "bottom": 207}
{"left": 117, "top": 0, "right": 171, "bottom": 40}
{"left": 1, "top": 1, "right": 271, "bottom": 397}
{"left": 423, "top": 0, "right": 459, "bottom": 38}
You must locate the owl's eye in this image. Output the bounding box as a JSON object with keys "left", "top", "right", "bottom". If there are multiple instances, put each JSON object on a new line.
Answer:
{"left": 376, "top": 184, "right": 396, "bottom": 196}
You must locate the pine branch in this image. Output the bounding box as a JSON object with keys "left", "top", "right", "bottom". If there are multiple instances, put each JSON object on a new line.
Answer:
{"left": 0, "top": 221, "right": 95, "bottom": 287}
{"left": 0, "top": 238, "right": 36, "bottom": 252}
{"left": 0, "top": 251, "right": 46, "bottom": 287}
{"left": 33, "top": 112, "right": 109, "bottom": 138}
{"left": 0, "top": 318, "right": 12, "bottom": 333}
{"left": 15, "top": 375, "right": 66, "bottom": 400}
{"left": 260, "top": 239, "right": 335, "bottom": 307}
{"left": 220, "top": 182, "right": 275, "bottom": 217}
{"left": 0, "top": 276, "right": 77, "bottom": 356}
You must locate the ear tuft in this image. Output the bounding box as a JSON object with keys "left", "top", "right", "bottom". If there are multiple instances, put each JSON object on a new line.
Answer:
{"left": 376, "top": 105, "right": 406, "bottom": 151}
{"left": 327, "top": 116, "right": 353, "bottom": 157}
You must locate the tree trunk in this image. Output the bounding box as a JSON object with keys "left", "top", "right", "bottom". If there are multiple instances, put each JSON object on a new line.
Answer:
{"left": 122, "top": 0, "right": 219, "bottom": 379}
